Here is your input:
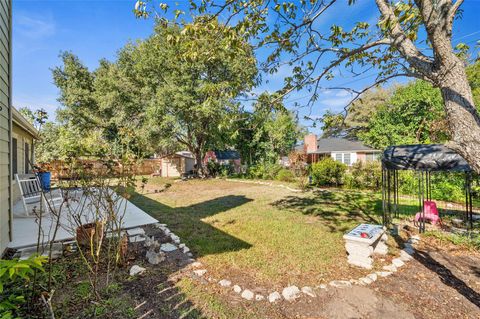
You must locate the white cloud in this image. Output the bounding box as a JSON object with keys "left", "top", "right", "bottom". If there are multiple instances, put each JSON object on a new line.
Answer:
{"left": 15, "top": 13, "right": 56, "bottom": 39}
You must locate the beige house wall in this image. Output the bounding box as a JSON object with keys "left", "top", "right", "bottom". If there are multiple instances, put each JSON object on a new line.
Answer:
{"left": 0, "top": 0, "right": 11, "bottom": 253}
{"left": 11, "top": 123, "right": 35, "bottom": 203}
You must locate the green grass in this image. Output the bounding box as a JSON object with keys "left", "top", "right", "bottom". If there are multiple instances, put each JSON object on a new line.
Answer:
{"left": 131, "top": 178, "right": 395, "bottom": 287}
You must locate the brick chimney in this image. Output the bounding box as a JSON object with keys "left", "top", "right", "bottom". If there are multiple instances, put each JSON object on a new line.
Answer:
{"left": 304, "top": 134, "right": 317, "bottom": 153}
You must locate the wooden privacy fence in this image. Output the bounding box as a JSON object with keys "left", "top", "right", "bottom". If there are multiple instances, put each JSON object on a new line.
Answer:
{"left": 46, "top": 159, "right": 162, "bottom": 180}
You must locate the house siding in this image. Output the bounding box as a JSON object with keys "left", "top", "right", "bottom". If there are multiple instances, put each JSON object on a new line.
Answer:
{"left": 11, "top": 123, "right": 35, "bottom": 203}
{"left": 0, "top": 0, "right": 11, "bottom": 253}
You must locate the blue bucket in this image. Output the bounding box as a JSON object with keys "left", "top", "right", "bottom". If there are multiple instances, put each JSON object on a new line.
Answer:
{"left": 37, "top": 172, "right": 51, "bottom": 191}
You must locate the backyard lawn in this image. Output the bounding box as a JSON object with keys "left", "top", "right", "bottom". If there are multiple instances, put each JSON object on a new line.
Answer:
{"left": 131, "top": 178, "right": 398, "bottom": 289}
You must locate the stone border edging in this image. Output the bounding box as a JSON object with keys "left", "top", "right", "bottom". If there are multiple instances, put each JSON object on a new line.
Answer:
{"left": 225, "top": 178, "right": 302, "bottom": 192}
{"left": 145, "top": 222, "right": 420, "bottom": 304}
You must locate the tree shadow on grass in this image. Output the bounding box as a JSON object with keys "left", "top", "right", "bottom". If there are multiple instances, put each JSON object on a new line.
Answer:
{"left": 130, "top": 193, "right": 253, "bottom": 257}
{"left": 272, "top": 189, "right": 418, "bottom": 233}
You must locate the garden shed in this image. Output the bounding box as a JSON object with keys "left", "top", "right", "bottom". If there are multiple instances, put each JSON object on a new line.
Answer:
{"left": 161, "top": 151, "right": 196, "bottom": 177}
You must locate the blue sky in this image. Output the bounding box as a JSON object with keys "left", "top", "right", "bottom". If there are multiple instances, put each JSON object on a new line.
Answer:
{"left": 12, "top": 0, "right": 480, "bottom": 134}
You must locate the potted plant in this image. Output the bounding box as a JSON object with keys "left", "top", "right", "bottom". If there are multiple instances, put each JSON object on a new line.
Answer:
{"left": 34, "top": 163, "right": 52, "bottom": 191}
{"left": 76, "top": 221, "right": 105, "bottom": 247}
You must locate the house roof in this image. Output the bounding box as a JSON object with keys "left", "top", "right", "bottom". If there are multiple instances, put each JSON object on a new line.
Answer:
{"left": 214, "top": 150, "right": 240, "bottom": 160}
{"left": 312, "top": 138, "right": 378, "bottom": 154}
{"left": 162, "top": 151, "right": 195, "bottom": 159}
{"left": 382, "top": 144, "right": 471, "bottom": 172}
{"left": 12, "top": 107, "right": 39, "bottom": 138}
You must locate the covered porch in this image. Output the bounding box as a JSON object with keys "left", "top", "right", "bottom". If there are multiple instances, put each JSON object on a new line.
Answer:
{"left": 9, "top": 189, "right": 158, "bottom": 249}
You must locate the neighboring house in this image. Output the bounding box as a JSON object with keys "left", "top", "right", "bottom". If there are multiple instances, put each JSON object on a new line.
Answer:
{"left": 204, "top": 150, "right": 242, "bottom": 173}
{"left": 161, "top": 151, "right": 196, "bottom": 177}
{"left": 1, "top": 0, "right": 12, "bottom": 253}
{"left": 303, "top": 134, "right": 381, "bottom": 166}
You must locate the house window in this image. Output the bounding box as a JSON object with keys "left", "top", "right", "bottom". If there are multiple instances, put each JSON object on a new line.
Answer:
{"left": 366, "top": 153, "right": 377, "bottom": 162}
{"left": 333, "top": 153, "right": 352, "bottom": 165}
{"left": 25, "top": 142, "right": 30, "bottom": 173}
{"left": 12, "top": 138, "right": 17, "bottom": 179}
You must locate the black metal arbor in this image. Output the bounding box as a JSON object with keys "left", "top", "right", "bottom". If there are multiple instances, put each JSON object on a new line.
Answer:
{"left": 382, "top": 144, "right": 475, "bottom": 233}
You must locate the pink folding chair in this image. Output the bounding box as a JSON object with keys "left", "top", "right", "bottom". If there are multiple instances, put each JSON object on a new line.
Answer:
{"left": 415, "top": 200, "right": 442, "bottom": 226}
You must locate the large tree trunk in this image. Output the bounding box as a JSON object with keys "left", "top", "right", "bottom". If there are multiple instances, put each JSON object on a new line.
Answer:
{"left": 193, "top": 149, "right": 205, "bottom": 177}
{"left": 439, "top": 61, "right": 480, "bottom": 173}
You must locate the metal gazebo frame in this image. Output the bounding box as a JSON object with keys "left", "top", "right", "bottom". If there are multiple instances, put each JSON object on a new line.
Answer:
{"left": 381, "top": 144, "right": 474, "bottom": 233}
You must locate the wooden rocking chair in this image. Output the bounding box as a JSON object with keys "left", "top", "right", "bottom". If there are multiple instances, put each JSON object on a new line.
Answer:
{"left": 15, "top": 174, "right": 64, "bottom": 217}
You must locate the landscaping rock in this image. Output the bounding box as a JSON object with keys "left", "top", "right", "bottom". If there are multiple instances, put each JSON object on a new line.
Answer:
{"left": 301, "top": 286, "right": 316, "bottom": 297}
{"left": 383, "top": 264, "right": 397, "bottom": 272}
{"left": 376, "top": 271, "right": 393, "bottom": 277}
{"left": 255, "top": 294, "right": 265, "bottom": 301}
{"left": 329, "top": 280, "right": 352, "bottom": 288}
{"left": 160, "top": 243, "right": 177, "bottom": 252}
{"left": 392, "top": 258, "right": 405, "bottom": 268}
{"left": 146, "top": 249, "right": 165, "bottom": 265}
{"left": 367, "top": 273, "right": 378, "bottom": 282}
{"left": 241, "top": 289, "right": 255, "bottom": 300}
{"left": 191, "top": 261, "right": 203, "bottom": 268}
{"left": 129, "top": 235, "right": 145, "bottom": 243}
{"left": 268, "top": 292, "right": 282, "bottom": 303}
{"left": 183, "top": 247, "right": 190, "bottom": 254}
{"left": 400, "top": 250, "right": 414, "bottom": 261}
{"left": 219, "top": 279, "right": 231, "bottom": 287}
{"left": 359, "top": 277, "right": 373, "bottom": 285}
{"left": 282, "top": 286, "right": 301, "bottom": 301}
{"left": 318, "top": 284, "right": 327, "bottom": 290}
{"left": 193, "top": 269, "right": 207, "bottom": 277}
{"left": 233, "top": 285, "right": 242, "bottom": 293}
{"left": 144, "top": 236, "right": 160, "bottom": 249}
{"left": 127, "top": 227, "right": 145, "bottom": 236}
{"left": 129, "top": 265, "right": 146, "bottom": 276}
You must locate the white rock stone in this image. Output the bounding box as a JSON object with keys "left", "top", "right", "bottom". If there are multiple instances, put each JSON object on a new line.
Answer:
{"left": 129, "top": 235, "right": 146, "bottom": 243}
{"left": 268, "top": 292, "right": 282, "bottom": 303}
{"left": 318, "top": 284, "right": 327, "bottom": 290}
{"left": 255, "top": 294, "right": 265, "bottom": 301}
{"left": 301, "top": 286, "right": 316, "bottom": 297}
{"left": 146, "top": 249, "right": 165, "bottom": 265}
{"left": 129, "top": 265, "right": 146, "bottom": 276}
{"left": 400, "top": 250, "right": 414, "bottom": 262}
{"left": 191, "top": 261, "right": 203, "bottom": 268}
{"left": 193, "top": 269, "right": 207, "bottom": 277}
{"left": 127, "top": 227, "right": 145, "bottom": 236}
{"left": 160, "top": 243, "right": 178, "bottom": 252}
{"left": 233, "top": 285, "right": 242, "bottom": 293}
{"left": 383, "top": 264, "right": 397, "bottom": 272}
{"left": 187, "top": 252, "right": 193, "bottom": 257}
{"left": 241, "top": 289, "right": 255, "bottom": 300}
{"left": 329, "top": 280, "right": 352, "bottom": 288}
{"left": 219, "top": 279, "right": 232, "bottom": 287}
{"left": 282, "top": 286, "right": 301, "bottom": 301}
{"left": 366, "top": 273, "right": 378, "bottom": 282}
{"left": 376, "top": 271, "right": 393, "bottom": 277}
{"left": 179, "top": 243, "right": 186, "bottom": 248}
{"left": 359, "top": 277, "right": 373, "bottom": 285}
{"left": 183, "top": 247, "right": 190, "bottom": 254}
{"left": 392, "top": 258, "right": 405, "bottom": 268}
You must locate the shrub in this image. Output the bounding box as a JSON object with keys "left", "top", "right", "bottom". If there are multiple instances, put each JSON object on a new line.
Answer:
{"left": 206, "top": 160, "right": 221, "bottom": 177}
{"left": 276, "top": 168, "right": 295, "bottom": 182}
{"left": 344, "top": 161, "right": 382, "bottom": 190}
{"left": 0, "top": 256, "right": 47, "bottom": 318}
{"left": 311, "top": 157, "right": 346, "bottom": 186}
{"left": 247, "top": 163, "right": 283, "bottom": 180}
